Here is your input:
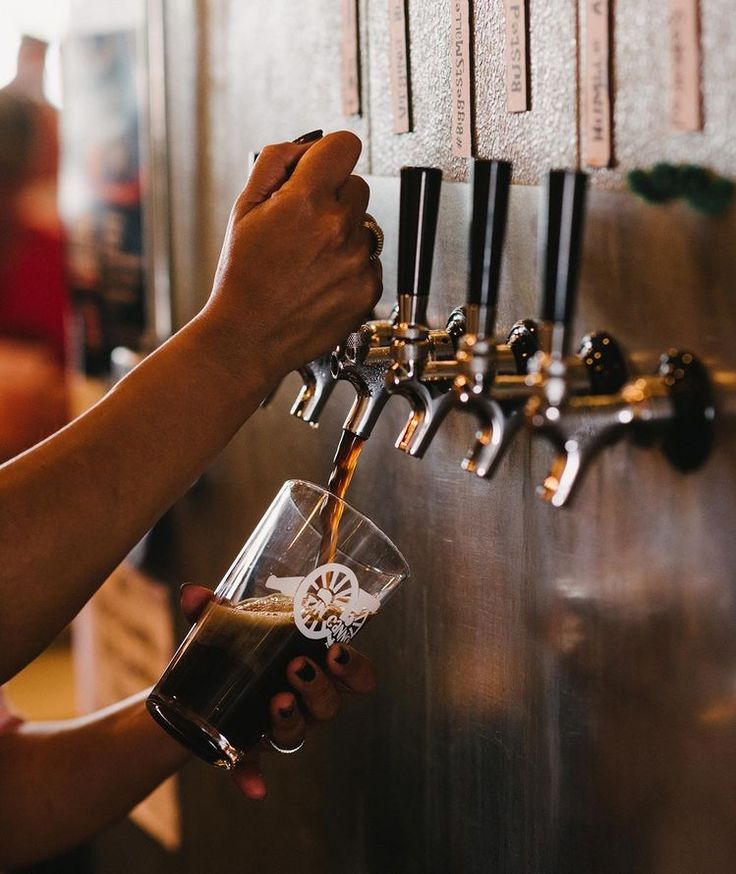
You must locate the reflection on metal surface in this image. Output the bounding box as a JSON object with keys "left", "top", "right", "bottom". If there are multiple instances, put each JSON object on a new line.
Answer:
{"left": 540, "top": 576, "right": 736, "bottom": 872}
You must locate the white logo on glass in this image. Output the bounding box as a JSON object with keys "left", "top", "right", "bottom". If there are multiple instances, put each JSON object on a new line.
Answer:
{"left": 265, "top": 563, "right": 380, "bottom": 647}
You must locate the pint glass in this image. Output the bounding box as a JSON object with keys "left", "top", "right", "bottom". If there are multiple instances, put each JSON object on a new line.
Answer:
{"left": 147, "top": 480, "right": 409, "bottom": 768}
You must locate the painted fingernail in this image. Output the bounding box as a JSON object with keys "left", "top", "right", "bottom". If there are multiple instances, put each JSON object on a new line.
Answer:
{"left": 296, "top": 661, "right": 316, "bottom": 683}
{"left": 279, "top": 704, "right": 295, "bottom": 719}
{"left": 335, "top": 646, "right": 351, "bottom": 665}
{"left": 293, "top": 129, "right": 323, "bottom": 144}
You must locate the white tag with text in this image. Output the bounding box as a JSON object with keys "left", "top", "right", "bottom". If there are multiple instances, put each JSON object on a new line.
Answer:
{"left": 583, "top": 0, "right": 613, "bottom": 167}
{"left": 669, "top": 0, "right": 703, "bottom": 131}
{"left": 389, "top": 0, "right": 412, "bottom": 133}
{"left": 504, "top": 0, "right": 529, "bottom": 112}
{"left": 450, "top": 0, "right": 473, "bottom": 157}
{"left": 341, "top": 0, "right": 361, "bottom": 116}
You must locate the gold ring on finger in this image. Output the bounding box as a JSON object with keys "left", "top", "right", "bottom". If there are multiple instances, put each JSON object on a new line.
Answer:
{"left": 362, "top": 213, "right": 384, "bottom": 262}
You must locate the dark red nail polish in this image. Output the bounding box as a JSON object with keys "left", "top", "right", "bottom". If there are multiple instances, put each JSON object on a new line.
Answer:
{"left": 296, "top": 661, "right": 316, "bottom": 682}
{"left": 279, "top": 704, "right": 295, "bottom": 719}
{"left": 293, "top": 129, "right": 323, "bottom": 144}
{"left": 335, "top": 646, "right": 350, "bottom": 665}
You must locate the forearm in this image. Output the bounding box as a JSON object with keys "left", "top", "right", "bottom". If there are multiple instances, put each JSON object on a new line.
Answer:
{"left": 0, "top": 692, "right": 190, "bottom": 869}
{"left": 0, "top": 310, "right": 271, "bottom": 682}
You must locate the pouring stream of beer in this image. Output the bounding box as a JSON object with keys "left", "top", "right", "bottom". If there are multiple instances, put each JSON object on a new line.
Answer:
{"left": 319, "top": 430, "right": 366, "bottom": 564}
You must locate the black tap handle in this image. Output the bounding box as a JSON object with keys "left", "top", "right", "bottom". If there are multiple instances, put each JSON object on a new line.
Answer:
{"left": 397, "top": 166, "right": 443, "bottom": 325}
{"left": 467, "top": 160, "right": 512, "bottom": 339}
{"left": 539, "top": 169, "right": 587, "bottom": 355}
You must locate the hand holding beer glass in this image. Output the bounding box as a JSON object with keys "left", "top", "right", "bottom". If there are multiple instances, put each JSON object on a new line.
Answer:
{"left": 148, "top": 481, "right": 409, "bottom": 767}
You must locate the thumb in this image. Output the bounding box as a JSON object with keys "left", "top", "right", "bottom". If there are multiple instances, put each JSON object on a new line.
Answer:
{"left": 179, "top": 583, "right": 215, "bottom": 624}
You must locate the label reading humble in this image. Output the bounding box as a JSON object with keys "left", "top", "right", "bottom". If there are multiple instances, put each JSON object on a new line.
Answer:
{"left": 583, "top": 0, "right": 613, "bottom": 168}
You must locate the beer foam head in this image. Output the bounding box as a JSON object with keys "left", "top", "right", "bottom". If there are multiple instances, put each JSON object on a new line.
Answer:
{"left": 196, "top": 595, "right": 294, "bottom": 647}
{"left": 235, "top": 593, "right": 294, "bottom": 619}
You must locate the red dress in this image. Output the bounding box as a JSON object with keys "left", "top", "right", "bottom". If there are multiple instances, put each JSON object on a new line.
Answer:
{"left": 0, "top": 223, "right": 68, "bottom": 365}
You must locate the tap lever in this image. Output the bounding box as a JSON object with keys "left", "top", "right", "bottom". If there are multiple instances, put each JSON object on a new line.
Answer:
{"left": 467, "top": 159, "right": 513, "bottom": 339}
{"left": 445, "top": 306, "right": 468, "bottom": 350}
{"left": 540, "top": 170, "right": 588, "bottom": 358}
{"left": 658, "top": 350, "right": 714, "bottom": 471}
{"left": 578, "top": 332, "right": 628, "bottom": 394}
{"left": 398, "top": 166, "right": 443, "bottom": 326}
{"left": 507, "top": 319, "right": 541, "bottom": 375}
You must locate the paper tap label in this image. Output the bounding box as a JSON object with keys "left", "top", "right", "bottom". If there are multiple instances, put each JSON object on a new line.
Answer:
{"left": 266, "top": 563, "right": 381, "bottom": 646}
{"left": 669, "top": 0, "right": 703, "bottom": 131}
{"left": 450, "top": 0, "right": 473, "bottom": 157}
{"left": 583, "top": 0, "right": 613, "bottom": 167}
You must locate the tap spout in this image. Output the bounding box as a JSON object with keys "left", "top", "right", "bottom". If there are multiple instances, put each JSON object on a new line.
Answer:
{"left": 290, "top": 353, "right": 337, "bottom": 426}
{"left": 390, "top": 358, "right": 460, "bottom": 457}
{"left": 332, "top": 344, "right": 393, "bottom": 439}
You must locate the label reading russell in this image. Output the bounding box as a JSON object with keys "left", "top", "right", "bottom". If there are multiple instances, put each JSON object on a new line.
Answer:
{"left": 389, "top": 0, "right": 412, "bottom": 133}
{"left": 341, "top": 0, "right": 361, "bottom": 116}
{"left": 583, "top": 0, "right": 613, "bottom": 167}
{"left": 451, "top": 0, "right": 473, "bottom": 157}
{"left": 504, "top": 0, "right": 529, "bottom": 112}
{"left": 669, "top": 0, "right": 703, "bottom": 131}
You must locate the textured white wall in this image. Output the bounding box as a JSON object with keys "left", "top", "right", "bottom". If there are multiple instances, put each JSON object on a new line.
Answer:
{"left": 200, "top": 0, "right": 734, "bottom": 188}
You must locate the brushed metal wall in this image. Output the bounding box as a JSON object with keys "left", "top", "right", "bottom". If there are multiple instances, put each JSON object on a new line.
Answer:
{"left": 94, "top": 2, "right": 736, "bottom": 872}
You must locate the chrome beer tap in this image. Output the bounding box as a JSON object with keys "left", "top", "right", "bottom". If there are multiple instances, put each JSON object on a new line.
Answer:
{"left": 448, "top": 158, "right": 539, "bottom": 477}
{"left": 526, "top": 349, "right": 714, "bottom": 508}
{"left": 330, "top": 166, "right": 461, "bottom": 439}
{"left": 383, "top": 166, "right": 471, "bottom": 449}
{"left": 522, "top": 170, "right": 682, "bottom": 508}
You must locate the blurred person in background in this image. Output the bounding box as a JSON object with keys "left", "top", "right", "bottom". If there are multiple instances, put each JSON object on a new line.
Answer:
{"left": 0, "top": 34, "right": 69, "bottom": 463}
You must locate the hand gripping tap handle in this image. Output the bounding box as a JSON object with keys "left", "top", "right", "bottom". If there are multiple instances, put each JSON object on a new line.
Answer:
{"left": 397, "top": 166, "right": 443, "bottom": 326}
{"left": 539, "top": 169, "right": 588, "bottom": 358}
{"left": 466, "top": 160, "right": 513, "bottom": 340}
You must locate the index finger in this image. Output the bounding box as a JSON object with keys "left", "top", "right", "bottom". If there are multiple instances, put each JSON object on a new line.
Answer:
{"left": 287, "top": 131, "right": 362, "bottom": 198}
{"left": 235, "top": 139, "right": 317, "bottom": 218}
{"left": 325, "top": 644, "right": 376, "bottom": 694}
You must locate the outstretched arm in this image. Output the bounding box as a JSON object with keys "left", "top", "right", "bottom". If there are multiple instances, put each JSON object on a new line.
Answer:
{"left": 0, "top": 131, "right": 381, "bottom": 683}
{"left": 0, "top": 693, "right": 186, "bottom": 869}
{"left": 0, "top": 637, "right": 376, "bottom": 869}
